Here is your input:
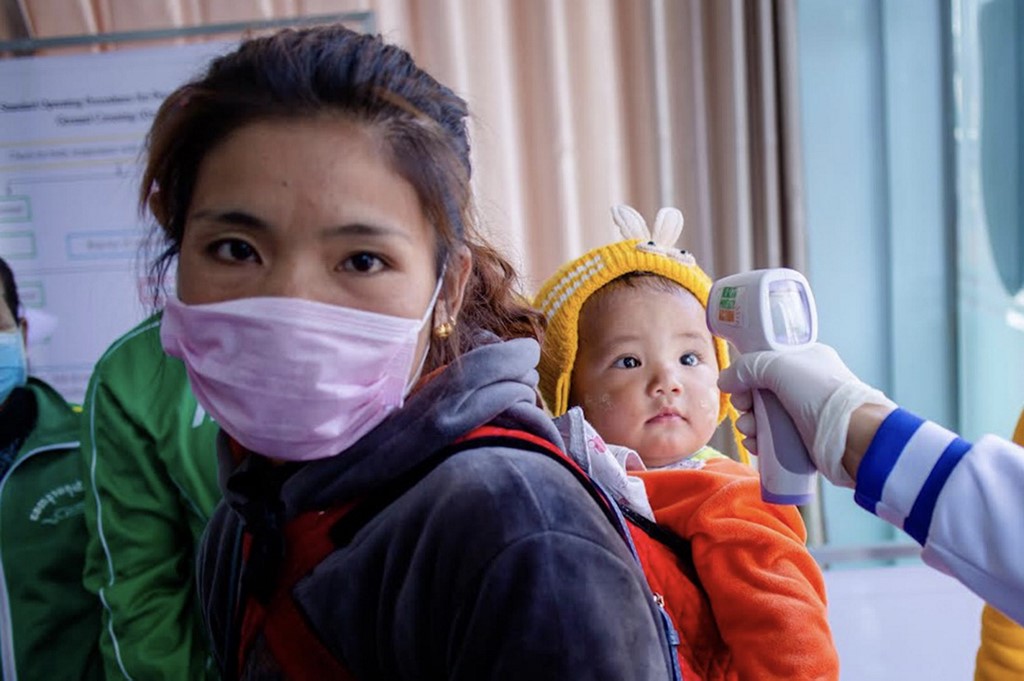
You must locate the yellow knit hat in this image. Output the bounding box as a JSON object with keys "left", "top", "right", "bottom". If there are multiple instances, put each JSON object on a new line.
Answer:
{"left": 534, "top": 204, "right": 749, "bottom": 463}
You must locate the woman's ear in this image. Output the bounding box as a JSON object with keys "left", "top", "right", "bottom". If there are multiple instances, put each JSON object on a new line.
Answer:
{"left": 435, "top": 245, "right": 472, "bottom": 325}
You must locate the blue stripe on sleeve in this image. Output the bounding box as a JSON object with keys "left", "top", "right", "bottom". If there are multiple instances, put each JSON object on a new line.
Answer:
{"left": 903, "top": 436, "right": 972, "bottom": 544}
{"left": 854, "top": 409, "right": 924, "bottom": 514}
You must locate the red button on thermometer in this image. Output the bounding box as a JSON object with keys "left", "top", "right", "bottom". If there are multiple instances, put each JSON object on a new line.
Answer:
{"left": 707, "top": 268, "right": 818, "bottom": 505}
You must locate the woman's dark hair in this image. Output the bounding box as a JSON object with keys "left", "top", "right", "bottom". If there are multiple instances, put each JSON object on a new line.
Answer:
{"left": 141, "top": 24, "right": 543, "bottom": 369}
{"left": 0, "top": 256, "right": 21, "bottom": 321}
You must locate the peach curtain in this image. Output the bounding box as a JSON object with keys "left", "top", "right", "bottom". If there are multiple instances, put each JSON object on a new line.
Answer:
{"left": 1, "top": 0, "right": 805, "bottom": 288}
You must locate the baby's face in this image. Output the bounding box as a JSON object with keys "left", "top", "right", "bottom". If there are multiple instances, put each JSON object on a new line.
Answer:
{"left": 569, "top": 284, "right": 721, "bottom": 468}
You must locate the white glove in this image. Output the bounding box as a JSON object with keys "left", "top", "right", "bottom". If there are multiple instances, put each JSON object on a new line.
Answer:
{"left": 717, "top": 343, "right": 896, "bottom": 487}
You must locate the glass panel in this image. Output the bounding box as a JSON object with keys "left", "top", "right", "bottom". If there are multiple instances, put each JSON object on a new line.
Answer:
{"left": 952, "top": 0, "right": 1024, "bottom": 441}
{"left": 797, "top": 0, "right": 955, "bottom": 557}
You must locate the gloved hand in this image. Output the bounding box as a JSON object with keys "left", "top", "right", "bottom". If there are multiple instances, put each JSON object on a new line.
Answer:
{"left": 718, "top": 342, "right": 896, "bottom": 487}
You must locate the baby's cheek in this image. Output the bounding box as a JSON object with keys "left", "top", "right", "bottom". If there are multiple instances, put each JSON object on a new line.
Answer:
{"left": 695, "top": 385, "right": 721, "bottom": 425}
{"left": 582, "top": 392, "right": 617, "bottom": 413}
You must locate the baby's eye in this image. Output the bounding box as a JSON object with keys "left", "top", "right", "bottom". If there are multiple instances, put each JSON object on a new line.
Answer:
{"left": 612, "top": 356, "right": 641, "bottom": 369}
{"left": 342, "top": 252, "right": 385, "bottom": 274}
{"left": 209, "top": 238, "right": 260, "bottom": 264}
{"left": 680, "top": 352, "right": 700, "bottom": 367}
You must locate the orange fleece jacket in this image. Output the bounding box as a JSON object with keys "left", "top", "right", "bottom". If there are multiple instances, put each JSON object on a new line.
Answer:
{"left": 637, "top": 457, "right": 839, "bottom": 681}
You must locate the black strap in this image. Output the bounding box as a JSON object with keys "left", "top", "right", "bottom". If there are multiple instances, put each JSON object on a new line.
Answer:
{"left": 619, "top": 504, "right": 701, "bottom": 589}
{"left": 222, "top": 523, "right": 246, "bottom": 681}
{"left": 231, "top": 457, "right": 299, "bottom": 604}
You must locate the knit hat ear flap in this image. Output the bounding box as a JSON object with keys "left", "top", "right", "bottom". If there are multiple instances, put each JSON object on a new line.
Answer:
{"left": 535, "top": 204, "right": 750, "bottom": 464}
{"left": 714, "top": 339, "right": 751, "bottom": 464}
{"left": 552, "top": 373, "right": 574, "bottom": 422}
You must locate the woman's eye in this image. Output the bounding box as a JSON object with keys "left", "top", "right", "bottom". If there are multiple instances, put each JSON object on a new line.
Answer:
{"left": 613, "top": 356, "right": 641, "bottom": 369}
{"left": 343, "top": 252, "right": 385, "bottom": 274}
{"left": 680, "top": 352, "right": 699, "bottom": 367}
{"left": 210, "top": 239, "right": 260, "bottom": 263}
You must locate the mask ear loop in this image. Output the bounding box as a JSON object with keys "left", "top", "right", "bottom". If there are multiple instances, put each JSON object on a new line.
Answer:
{"left": 404, "top": 264, "right": 448, "bottom": 395}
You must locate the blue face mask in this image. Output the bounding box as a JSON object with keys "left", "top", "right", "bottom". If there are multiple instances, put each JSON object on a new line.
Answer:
{"left": 0, "top": 329, "right": 27, "bottom": 404}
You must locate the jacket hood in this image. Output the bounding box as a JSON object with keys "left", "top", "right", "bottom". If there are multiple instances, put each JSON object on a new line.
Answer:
{"left": 220, "top": 336, "right": 565, "bottom": 518}
{"left": 21, "top": 377, "right": 79, "bottom": 454}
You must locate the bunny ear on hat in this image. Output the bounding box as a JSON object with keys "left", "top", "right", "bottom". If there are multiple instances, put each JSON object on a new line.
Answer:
{"left": 651, "top": 207, "right": 684, "bottom": 248}
{"left": 611, "top": 204, "right": 650, "bottom": 241}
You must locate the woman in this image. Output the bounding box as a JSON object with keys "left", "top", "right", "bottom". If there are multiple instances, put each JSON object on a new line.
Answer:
{"left": 0, "top": 256, "right": 101, "bottom": 680}
{"left": 145, "top": 25, "right": 676, "bottom": 679}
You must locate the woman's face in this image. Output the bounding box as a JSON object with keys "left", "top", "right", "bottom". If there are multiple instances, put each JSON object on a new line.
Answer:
{"left": 180, "top": 117, "right": 440, "bottom": 311}
{"left": 177, "top": 117, "right": 452, "bottom": 372}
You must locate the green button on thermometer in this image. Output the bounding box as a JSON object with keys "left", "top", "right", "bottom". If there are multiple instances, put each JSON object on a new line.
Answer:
{"left": 707, "top": 268, "right": 819, "bottom": 505}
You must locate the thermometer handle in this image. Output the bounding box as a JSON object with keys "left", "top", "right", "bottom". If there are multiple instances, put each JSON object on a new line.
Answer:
{"left": 752, "top": 389, "right": 817, "bottom": 504}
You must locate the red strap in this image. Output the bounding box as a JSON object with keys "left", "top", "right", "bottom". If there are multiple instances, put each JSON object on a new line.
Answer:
{"left": 238, "top": 502, "right": 359, "bottom": 680}
{"left": 235, "top": 425, "right": 603, "bottom": 678}
{"left": 463, "top": 426, "right": 687, "bottom": 672}
{"left": 459, "top": 424, "right": 624, "bottom": 527}
{"left": 458, "top": 425, "right": 587, "bottom": 474}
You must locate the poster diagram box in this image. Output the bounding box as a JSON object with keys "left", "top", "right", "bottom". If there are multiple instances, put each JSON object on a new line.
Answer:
{"left": 17, "top": 281, "right": 45, "bottom": 308}
{"left": 0, "top": 196, "right": 31, "bottom": 223}
{"left": 66, "top": 230, "right": 143, "bottom": 260}
{"left": 0, "top": 231, "right": 37, "bottom": 258}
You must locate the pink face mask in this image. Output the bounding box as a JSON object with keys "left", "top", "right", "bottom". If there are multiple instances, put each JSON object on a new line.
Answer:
{"left": 160, "top": 279, "right": 443, "bottom": 462}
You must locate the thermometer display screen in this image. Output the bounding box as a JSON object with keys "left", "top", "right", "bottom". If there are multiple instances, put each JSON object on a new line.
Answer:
{"left": 768, "top": 280, "right": 812, "bottom": 345}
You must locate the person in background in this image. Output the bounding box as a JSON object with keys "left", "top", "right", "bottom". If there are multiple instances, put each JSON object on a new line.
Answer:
{"left": 973, "top": 407, "right": 1024, "bottom": 680}
{"left": 145, "top": 24, "right": 677, "bottom": 679}
{"left": 80, "top": 312, "right": 220, "bottom": 680}
{"left": 0, "top": 256, "right": 102, "bottom": 680}
{"left": 534, "top": 204, "right": 838, "bottom": 680}
{"left": 719, "top": 342, "right": 1024, "bottom": 625}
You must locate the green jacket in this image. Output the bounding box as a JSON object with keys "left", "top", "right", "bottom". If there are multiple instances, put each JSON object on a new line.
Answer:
{"left": 81, "top": 314, "right": 220, "bottom": 680}
{"left": 1, "top": 378, "right": 101, "bottom": 681}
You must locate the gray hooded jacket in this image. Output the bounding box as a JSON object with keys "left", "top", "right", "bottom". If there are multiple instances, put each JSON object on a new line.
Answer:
{"left": 197, "top": 337, "right": 674, "bottom": 680}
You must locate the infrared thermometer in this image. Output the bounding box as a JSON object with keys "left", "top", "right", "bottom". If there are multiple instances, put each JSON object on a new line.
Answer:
{"left": 707, "top": 268, "right": 818, "bottom": 505}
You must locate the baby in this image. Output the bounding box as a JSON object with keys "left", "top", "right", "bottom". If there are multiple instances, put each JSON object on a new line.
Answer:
{"left": 535, "top": 204, "right": 839, "bottom": 681}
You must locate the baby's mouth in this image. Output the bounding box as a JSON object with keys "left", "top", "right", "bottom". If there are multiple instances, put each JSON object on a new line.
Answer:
{"left": 646, "top": 408, "right": 684, "bottom": 424}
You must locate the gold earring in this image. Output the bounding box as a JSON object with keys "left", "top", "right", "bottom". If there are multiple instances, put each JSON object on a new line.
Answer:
{"left": 434, "top": 321, "right": 455, "bottom": 339}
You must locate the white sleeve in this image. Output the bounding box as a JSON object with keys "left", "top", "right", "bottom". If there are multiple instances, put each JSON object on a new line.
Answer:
{"left": 852, "top": 409, "right": 1024, "bottom": 624}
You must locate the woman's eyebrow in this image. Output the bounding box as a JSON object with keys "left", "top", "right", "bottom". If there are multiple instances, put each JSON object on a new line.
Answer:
{"left": 188, "top": 211, "right": 414, "bottom": 242}
{"left": 321, "top": 222, "right": 413, "bottom": 241}
{"left": 189, "top": 209, "right": 269, "bottom": 229}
